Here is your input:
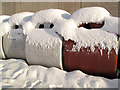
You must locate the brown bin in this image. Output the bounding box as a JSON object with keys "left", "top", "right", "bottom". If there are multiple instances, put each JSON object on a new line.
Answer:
{"left": 64, "top": 40, "right": 118, "bottom": 78}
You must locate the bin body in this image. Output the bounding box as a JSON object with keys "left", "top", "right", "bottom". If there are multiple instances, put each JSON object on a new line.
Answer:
{"left": 64, "top": 40, "right": 118, "bottom": 78}
{"left": 3, "top": 29, "right": 26, "bottom": 59}
{"left": 25, "top": 29, "right": 63, "bottom": 69}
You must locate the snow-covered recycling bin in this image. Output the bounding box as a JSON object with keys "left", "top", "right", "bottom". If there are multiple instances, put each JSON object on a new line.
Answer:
{"left": 62, "top": 7, "right": 119, "bottom": 78}
{"left": 24, "top": 9, "right": 71, "bottom": 69}
{"left": 2, "top": 12, "right": 34, "bottom": 59}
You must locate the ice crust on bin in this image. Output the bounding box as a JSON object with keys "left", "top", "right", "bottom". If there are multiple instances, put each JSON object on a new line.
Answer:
{"left": 71, "top": 7, "right": 110, "bottom": 25}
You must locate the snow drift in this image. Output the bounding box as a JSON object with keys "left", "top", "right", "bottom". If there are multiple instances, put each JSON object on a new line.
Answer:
{"left": 0, "top": 59, "right": 119, "bottom": 88}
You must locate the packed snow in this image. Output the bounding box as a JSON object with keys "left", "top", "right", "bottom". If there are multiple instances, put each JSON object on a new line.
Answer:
{"left": 0, "top": 59, "right": 119, "bottom": 88}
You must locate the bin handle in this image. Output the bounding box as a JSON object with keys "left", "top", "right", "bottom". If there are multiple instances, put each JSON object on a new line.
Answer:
{"left": 0, "top": 36, "right": 6, "bottom": 59}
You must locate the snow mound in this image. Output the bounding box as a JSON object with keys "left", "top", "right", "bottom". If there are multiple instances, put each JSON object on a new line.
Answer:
{"left": 71, "top": 7, "right": 110, "bottom": 25}
{"left": 31, "top": 9, "right": 71, "bottom": 25}
{"left": 9, "top": 12, "right": 34, "bottom": 25}
{"left": 1, "top": 59, "right": 118, "bottom": 88}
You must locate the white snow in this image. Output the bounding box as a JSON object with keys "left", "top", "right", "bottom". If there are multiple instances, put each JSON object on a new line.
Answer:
{"left": 101, "top": 16, "right": 119, "bottom": 34}
{"left": 71, "top": 7, "right": 110, "bottom": 25}
{"left": 0, "top": 59, "right": 119, "bottom": 88}
{"left": 0, "top": 22, "right": 11, "bottom": 37}
{"left": 31, "top": 9, "right": 71, "bottom": 26}
{"left": 0, "top": 15, "right": 10, "bottom": 23}
{"left": 53, "top": 19, "right": 77, "bottom": 40}
{"left": 71, "top": 29, "right": 118, "bottom": 55}
{"left": 9, "top": 12, "right": 34, "bottom": 25}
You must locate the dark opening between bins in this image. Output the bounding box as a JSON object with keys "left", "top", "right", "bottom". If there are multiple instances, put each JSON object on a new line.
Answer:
{"left": 78, "top": 21, "right": 105, "bottom": 29}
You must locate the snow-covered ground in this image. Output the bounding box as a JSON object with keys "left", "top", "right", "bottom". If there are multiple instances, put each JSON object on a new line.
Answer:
{"left": 0, "top": 59, "right": 119, "bottom": 88}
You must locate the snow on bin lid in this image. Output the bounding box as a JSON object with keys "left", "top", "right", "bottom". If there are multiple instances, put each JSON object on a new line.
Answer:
{"left": 9, "top": 12, "right": 34, "bottom": 25}
{"left": 31, "top": 9, "right": 71, "bottom": 25}
{"left": 0, "top": 15, "right": 10, "bottom": 23}
{"left": 71, "top": 7, "right": 110, "bottom": 25}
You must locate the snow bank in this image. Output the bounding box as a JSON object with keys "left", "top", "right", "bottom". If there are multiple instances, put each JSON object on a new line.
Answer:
{"left": 31, "top": 9, "right": 71, "bottom": 25}
{"left": 1, "top": 59, "right": 118, "bottom": 88}
{"left": 71, "top": 7, "right": 110, "bottom": 25}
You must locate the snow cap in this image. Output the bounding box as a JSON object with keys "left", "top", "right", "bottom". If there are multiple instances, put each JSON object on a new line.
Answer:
{"left": 0, "top": 15, "right": 10, "bottom": 23}
{"left": 31, "top": 9, "right": 71, "bottom": 25}
{"left": 9, "top": 12, "right": 34, "bottom": 25}
{"left": 71, "top": 7, "right": 110, "bottom": 25}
